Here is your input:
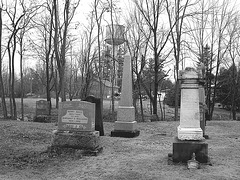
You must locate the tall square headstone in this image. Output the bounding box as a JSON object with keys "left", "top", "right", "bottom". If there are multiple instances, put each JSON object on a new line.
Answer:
{"left": 178, "top": 68, "right": 203, "bottom": 140}
{"left": 171, "top": 67, "right": 208, "bottom": 163}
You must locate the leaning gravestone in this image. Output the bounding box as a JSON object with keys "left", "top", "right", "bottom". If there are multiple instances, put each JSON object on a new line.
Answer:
{"left": 197, "top": 63, "right": 209, "bottom": 139}
{"left": 84, "top": 96, "right": 104, "bottom": 136}
{"left": 51, "top": 101, "right": 102, "bottom": 153}
{"left": 34, "top": 100, "right": 51, "bottom": 122}
{"left": 171, "top": 67, "right": 208, "bottom": 163}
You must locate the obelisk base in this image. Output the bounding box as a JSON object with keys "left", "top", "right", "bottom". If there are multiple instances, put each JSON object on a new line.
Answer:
{"left": 111, "top": 121, "right": 140, "bottom": 137}
{"left": 111, "top": 129, "right": 140, "bottom": 138}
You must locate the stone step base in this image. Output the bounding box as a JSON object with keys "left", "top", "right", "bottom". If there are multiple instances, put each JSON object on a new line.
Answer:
{"left": 51, "top": 130, "right": 101, "bottom": 151}
{"left": 47, "top": 146, "right": 103, "bottom": 157}
{"left": 172, "top": 137, "right": 208, "bottom": 163}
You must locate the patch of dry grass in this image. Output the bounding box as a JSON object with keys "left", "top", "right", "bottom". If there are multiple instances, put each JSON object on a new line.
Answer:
{"left": 0, "top": 98, "right": 240, "bottom": 179}
{"left": 0, "top": 120, "right": 240, "bottom": 180}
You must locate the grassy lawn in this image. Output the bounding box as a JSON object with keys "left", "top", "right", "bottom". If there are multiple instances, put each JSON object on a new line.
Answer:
{"left": 0, "top": 98, "right": 240, "bottom": 179}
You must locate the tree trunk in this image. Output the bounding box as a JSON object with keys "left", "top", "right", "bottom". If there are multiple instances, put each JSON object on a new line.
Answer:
{"left": 137, "top": 75, "right": 144, "bottom": 122}
{"left": 20, "top": 36, "right": 24, "bottom": 120}
{"left": 158, "top": 94, "right": 163, "bottom": 121}
{"left": 46, "top": 4, "right": 54, "bottom": 109}
{"left": 94, "top": 0, "right": 104, "bottom": 122}
{"left": 7, "top": 40, "right": 13, "bottom": 118}
{"left": 153, "top": 32, "right": 159, "bottom": 119}
{"left": 174, "top": 80, "right": 180, "bottom": 121}
{"left": 11, "top": 35, "right": 17, "bottom": 119}
{"left": 55, "top": 69, "right": 59, "bottom": 108}
{"left": 231, "top": 64, "right": 237, "bottom": 120}
{"left": 0, "top": 8, "right": 7, "bottom": 118}
{"left": 59, "top": 67, "right": 66, "bottom": 102}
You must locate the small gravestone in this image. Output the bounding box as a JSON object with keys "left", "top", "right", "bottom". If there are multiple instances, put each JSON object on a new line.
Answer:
{"left": 51, "top": 101, "right": 102, "bottom": 154}
{"left": 171, "top": 67, "right": 208, "bottom": 163}
{"left": 36, "top": 100, "right": 50, "bottom": 116}
{"left": 84, "top": 96, "right": 104, "bottom": 136}
{"left": 34, "top": 100, "right": 51, "bottom": 122}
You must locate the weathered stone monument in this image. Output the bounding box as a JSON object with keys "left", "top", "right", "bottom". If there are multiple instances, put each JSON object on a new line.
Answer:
{"left": 199, "top": 76, "right": 206, "bottom": 137}
{"left": 51, "top": 101, "right": 102, "bottom": 153}
{"left": 197, "top": 63, "right": 208, "bottom": 138}
{"left": 34, "top": 100, "right": 51, "bottom": 122}
{"left": 171, "top": 67, "right": 208, "bottom": 163}
{"left": 111, "top": 53, "right": 140, "bottom": 138}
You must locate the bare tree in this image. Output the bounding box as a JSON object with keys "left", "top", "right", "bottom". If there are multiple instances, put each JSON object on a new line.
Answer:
{"left": 93, "top": 0, "right": 106, "bottom": 110}
{"left": 30, "top": 1, "right": 55, "bottom": 108}
{"left": 78, "top": 10, "right": 97, "bottom": 99}
{"left": 134, "top": 0, "right": 172, "bottom": 120}
{"left": 18, "top": 4, "right": 41, "bottom": 120}
{"left": 53, "top": 0, "right": 80, "bottom": 106}
{"left": 224, "top": 14, "right": 240, "bottom": 120}
{"left": 0, "top": 2, "right": 7, "bottom": 118}
{"left": 166, "top": 0, "right": 192, "bottom": 121}
{"left": 4, "top": 0, "right": 40, "bottom": 119}
{"left": 209, "top": 0, "right": 234, "bottom": 120}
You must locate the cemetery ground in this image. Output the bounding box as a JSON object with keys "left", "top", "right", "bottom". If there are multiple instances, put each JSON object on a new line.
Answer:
{"left": 0, "top": 98, "right": 240, "bottom": 180}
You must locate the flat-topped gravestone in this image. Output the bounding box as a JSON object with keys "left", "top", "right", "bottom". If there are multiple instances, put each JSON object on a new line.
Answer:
{"left": 58, "top": 101, "right": 95, "bottom": 132}
{"left": 52, "top": 101, "right": 102, "bottom": 153}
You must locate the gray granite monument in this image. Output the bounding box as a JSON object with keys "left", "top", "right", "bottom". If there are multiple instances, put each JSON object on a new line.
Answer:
{"left": 51, "top": 101, "right": 102, "bottom": 153}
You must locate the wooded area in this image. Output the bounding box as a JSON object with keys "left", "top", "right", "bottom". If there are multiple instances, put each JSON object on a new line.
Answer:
{"left": 0, "top": 0, "right": 240, "bottom": 121}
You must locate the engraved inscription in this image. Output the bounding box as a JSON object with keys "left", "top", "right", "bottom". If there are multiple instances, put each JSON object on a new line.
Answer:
{"left": 61, "top": 110, "right": 88, "bottom": 123}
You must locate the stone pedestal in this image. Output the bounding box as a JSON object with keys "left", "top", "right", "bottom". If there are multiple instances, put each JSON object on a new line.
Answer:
{"left": 178, "top": 69, "right": 203, "bottom": 140}
{"left": 52, "top": 130, "right": 101, "bottom": 151}
{"left": 111, "top": 53, "right": 140, "bottom": 138}
{"left": 171, "top": 68, "right": 208, "bottom": 163}
{"left": 172, "top": 138, "right": 208, "bottom": 163}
